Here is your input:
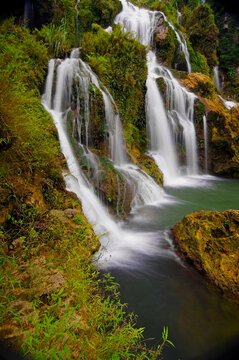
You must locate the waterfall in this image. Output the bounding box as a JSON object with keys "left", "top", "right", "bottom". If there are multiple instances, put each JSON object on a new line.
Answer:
{"left": 146, "top": 52, "right": 179, "bottom": 184}
{"left": 154, "top": 62, "right": 198, "bottom": 176}
{"left": 203, "top": 115, "right": 208, "bottom": 173}
{"left": 24, "top": 0, "right": 34, "bottom": 29}
{"left": 75, "top": 56, "right": 165, "bottom": 208}
{"left": 115, "top": 0, "right": 198, "bottom": 185}
{"left": 159, "top": 12, "right": 191, "bottom": 73}
{"left": 177, "top": 10, "right": 182, "bottom": 25}
{"left": 114, "top": 0, "right": 158, "bottom": 46}
{"left": 213, "top": 66, "right": 221, "bottom": 91}
{"left": 43, "top": 59, "right": 55, "bottom": 109}
{"left": 115, "top": 0, "right": 192, "bottom": 74}
{"left": 41, "top": 49, "right": 173, "bottom": 267}
{"left": 218, "top": 95, "right": 237, "bottom": 110}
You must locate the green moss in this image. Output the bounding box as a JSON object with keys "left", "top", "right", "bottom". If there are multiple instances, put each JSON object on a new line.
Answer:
{"left": 172, "top": 210, "right": 239, "bottom": 296}
{"left": 194, "top": 101, "right": 206, "bottom": 125}
{"left": 81, "top": 24, "right": 148, "bottom": 152}
{"left": 183, "top": 3, "right": 219, "bottom": 68}
{"left": 189, "top": 49, "right": 210, "bottom": 75}
{"left": 155, "top": 23, "right": 177, "bottom": 68}
{"left": 0, "top": 205, "right": 159, "bottom": 359}
{"left": 77, "top": 0, "right": 122, "bottom": 33}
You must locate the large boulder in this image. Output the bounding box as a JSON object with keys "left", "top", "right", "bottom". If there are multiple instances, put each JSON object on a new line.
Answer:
{"left": 172, "top": 210, "right": 239, "bottom": 296}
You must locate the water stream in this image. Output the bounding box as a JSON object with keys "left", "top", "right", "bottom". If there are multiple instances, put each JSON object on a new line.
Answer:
{"left": 105, "top": 177, "right": 239, "bottom": 360}
{"left": 41, "top": 1, "right": 239, "bottom": 359}
{"left": 115, "top": 0, "right": 198, "bottom": 185}
{"left": 203, "top": 114, "right": 208, "bottom": 173}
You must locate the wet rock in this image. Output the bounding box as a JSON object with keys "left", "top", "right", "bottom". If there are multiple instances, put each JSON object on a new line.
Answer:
{"left": 172, "top": 210, "right": 239, "bottom": 296}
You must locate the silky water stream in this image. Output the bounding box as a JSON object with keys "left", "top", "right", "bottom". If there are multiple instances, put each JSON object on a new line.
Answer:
{"left": 112, "top": 1, "right": 239, "bottom": 359}
{"left": 104, "top": 177, "right": 239, "bottom": 360}
{"left": 41, "top": 1, "right": 239, "bottom": 358}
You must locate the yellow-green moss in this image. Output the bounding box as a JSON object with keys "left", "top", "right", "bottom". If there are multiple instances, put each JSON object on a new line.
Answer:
{"left": 172, "top": 210, "right": 239, "bottom": 297}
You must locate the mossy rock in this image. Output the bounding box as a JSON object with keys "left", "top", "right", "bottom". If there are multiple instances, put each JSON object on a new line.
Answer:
{"left": 180, "top": 72, "right": 216, "bottom": 99}
{"left": 156, "top": 77, "right": 167, "bottom": 105}
{"left": 96, "top": 158, "right": 132, "bottom": 217}
{"left": 128, "top": 146, "right": 164, "bottom": 187}
{"left": 154, "top": 15, "right": 177, "bottom": 68}
{"left": 172, "top": 210, "right": 239, "bottom": 296}
{"left": 181, "top": 73, "right": 239, "bottom": 175}
{"left": 205, "top": 104, "right": 239, "bottom": 175}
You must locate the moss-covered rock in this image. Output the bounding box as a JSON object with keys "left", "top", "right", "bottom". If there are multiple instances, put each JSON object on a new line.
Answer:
{"left": 182, "top": 3, "right": 219, "bottom": 68}
{"left": 180, "top": 72, "right": 239, "bottom": 175}
{"left": 172, "top": 210, "right": 239, "bottom": 297}
{"left": 154, "top": 15, "right": 177, "bottom": 68}
{"left": 81, "top": 25, "right": 148, "bottom": 152}
{"left": 129, "top": 146, "right": 164, "bottom": 187}
{"left": 180, "top": 72, "right": 217, "bottom": 99}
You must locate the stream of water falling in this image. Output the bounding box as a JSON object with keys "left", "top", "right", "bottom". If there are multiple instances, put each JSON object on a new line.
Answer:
{"left": 213, "top": 65, "right": 221, "bottom": 91}
{"left": 115, "top": 0, "right": 199, "bottom": 186}
{"left": 203, "top": 115, "right": 208, "bottom": 173}
{"left": 40, "top": 1, "right": 239, "bottom": 359}
{"left": 42, "top": 48, "right": 175, "bottom": 268}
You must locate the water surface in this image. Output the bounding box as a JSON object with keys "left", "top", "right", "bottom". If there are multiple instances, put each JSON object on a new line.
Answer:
{"left": 102, "top": 176, "right": 239, "bottom": 360}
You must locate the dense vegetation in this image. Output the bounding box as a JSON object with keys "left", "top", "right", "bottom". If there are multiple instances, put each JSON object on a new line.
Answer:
{"left": 1, "top": 0, "right": 239, "bottom": 358}
{"left": 0, "top": 1, "right": 168, "bottom": 359}
{"left": 81, "top": 24, "right": 148, "bottom": 150}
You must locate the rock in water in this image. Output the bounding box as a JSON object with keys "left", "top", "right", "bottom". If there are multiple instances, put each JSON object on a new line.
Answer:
{"left": 172, "top": 210, "right": 239, "bottom": 296}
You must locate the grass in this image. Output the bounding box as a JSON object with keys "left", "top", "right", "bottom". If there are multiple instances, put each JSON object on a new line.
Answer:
{"left": 0, "top": 17, "right": 171, "bottom": 360}
{"left": 0, "top": 205, "right": 171, "bottom": 359}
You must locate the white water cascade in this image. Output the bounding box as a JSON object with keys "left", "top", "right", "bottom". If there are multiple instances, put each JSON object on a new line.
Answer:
{"left": 74, "top": 54, "right": 165, "bottom": 208}
{"left": 41, "top": 49, "right": 174, "bottom": 268}
{"left": 159, "top": 12, "right": 191, "bottom": 73}
{"left": 213, "top": 65, "right": 221, "bottom": 91}
{"left": 203, "top": 115, "right": 208, "bottom": 173}
{"left": 115, "top": 0, "right": 199, "bottom": 185}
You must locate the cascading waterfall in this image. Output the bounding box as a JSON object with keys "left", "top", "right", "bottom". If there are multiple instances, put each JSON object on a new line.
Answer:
{"left": 159, "top": 12, "right": 191, "bottom": 73}
{"left": 75, "top": 54, "right": 165, "bottom": 208}
{"left": 42, "top": 49, "right": 172, "bottom": 268}
{"left": 115, "top": 0, "right": 199, "bottom": 185}
{"left": 155, "top": 64, "right": 198, "bottom": 175}
{"left": 114, "top": 0, "right": 158, "bottom": 46}
{"left": 44, "top": 59, "right": 55, "bottom": 109}
{"left": 203, "top": 115, "right": 208, "bottom": 173}
{"left": 146, "top": 52, "right": 179, "bottom": 184}
{"left": 213, "top": 65, "right": 221, "bottom": 91}
{"left": 218, "top": 95, "right": 237, "bottom": 110}
{"left": 177, "top": 10, "right": 182, "bottom": 25}
{"left": 24, "top": 0, "right": 34, "bottom": 29}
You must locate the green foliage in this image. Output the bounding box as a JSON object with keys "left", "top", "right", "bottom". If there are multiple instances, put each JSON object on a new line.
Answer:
{"left": 0, "top": 210, "right": 171, "bottom": 359}
{"left": 81, "top": 24, "right": 148, "bottom": 151}
{"left": 190, "top": 48, "right": 210, "bottom": 75}
{"left": 34, "top": 18, "right": 71, "bottom": 58}
{"left": 33, "top": 0, "right": 79, "bottom": 56}
{"left": 155, "top": 24, "right": 177, "bottom": 68}
{"left": 183, "top": 3, "right": 219, "bottom": 67}
{"left": 77, "top": 0, "right": 122, "bottom": 33}
{"left": 0, "top": 18, "right": 48, "bottom": 92}
{"left": 194, "top": 101, "right": 206, "bottom": 125}
{"left": 217, "top": 18, "right": 239, "bottom": 81}
{"left": 194, "top": 79, "right": 215, "bottom": 99}
{"left": 176, "top": 0, "right": 201, "bottom": 10}
{"left": 130, "top": 0, "right": 178, "bottom": 20}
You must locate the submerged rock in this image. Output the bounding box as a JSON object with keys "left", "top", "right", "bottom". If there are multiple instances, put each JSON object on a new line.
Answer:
{"left": 172, "top": 210, "right": 239, "bottom": 296}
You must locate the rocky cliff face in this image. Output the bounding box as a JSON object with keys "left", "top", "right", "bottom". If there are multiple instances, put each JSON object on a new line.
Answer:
{"left": 172, "top": 209, "right": 239, "bottom": 297}
{"left": 180, "top": 72, "right": 239, "bottom": 176}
